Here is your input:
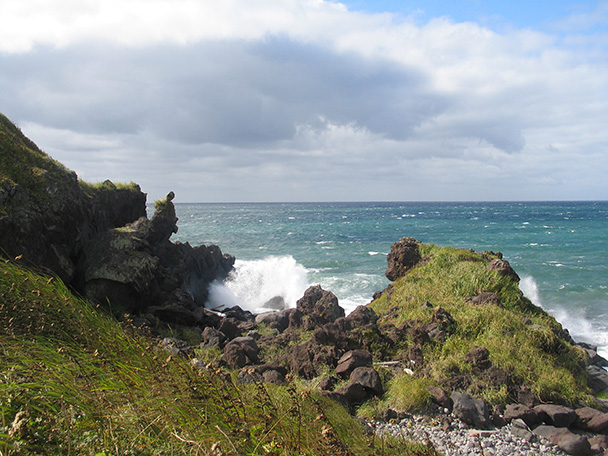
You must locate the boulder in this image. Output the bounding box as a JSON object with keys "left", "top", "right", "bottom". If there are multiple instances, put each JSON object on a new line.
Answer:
{"left": 450, "top": 392, "right": 491, "bottom": 429}
{"left": 255, "top": 309, "right": 291, "bottom": 332}
{"left": 262, "top": 369, "right": 287, "bottom": 385}
{"left": 345, "top": 305, "right": 379, "bottom": 328}
{"left": 296, "top": 285, "right": 345, "bottom": 327}
{"left": 586, "top": 365, "right": 608, "bottom": 393}
{"left": 510, "top": 419, "right": 534, "bottom": 442}
{"left": 533, "top": 425, "right": 592, "bottom": 456}
{"left": 504, "top": 404, "right": 542, "bottom": 428}
{"left": 201, "top": 327, "right": 227, "bottom": 349}
{"left": 464, "top": 346, "right": 492, "bottom": 371}
{"left": 349, "top": 367, "right": 383, "bottom": 396}
{"left": 427, "top": 385, "right": 453, "bottom": 412}
{"left": 223, "top": 337, "right": 259, "bottom": 368}
{"left": 335, "top": 350, "right": 373, "bottom": 378}
{"left": 534, "top": 404, "right": 577, "bottom": 428}
{"left": 385, "top": 237, "right": 422, "bottom": 281}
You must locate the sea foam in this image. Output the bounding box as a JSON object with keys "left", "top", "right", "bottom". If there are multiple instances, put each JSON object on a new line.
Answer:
{"left": 520, "top": 276, "right": 608, "bottom": 359}
{"left": 207, "top": 256, "right": 309, "bottom": 313}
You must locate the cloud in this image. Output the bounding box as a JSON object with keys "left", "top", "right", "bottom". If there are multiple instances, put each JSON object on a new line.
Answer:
{"left": 0, "top": 0, "right": 606, "bottom": 202}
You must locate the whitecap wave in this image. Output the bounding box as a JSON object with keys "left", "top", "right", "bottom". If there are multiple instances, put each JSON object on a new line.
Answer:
{"left": 520, "top": 276, "right": 608, "bottom": 358}
{"left": 207, "top": 256, "right": 309, "bottom": 314}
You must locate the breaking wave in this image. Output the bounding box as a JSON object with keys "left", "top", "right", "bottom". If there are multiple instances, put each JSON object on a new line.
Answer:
{"left": 207, "top": 255, "right": 309, "bottom": 314}
{"left": 520, "top": 276, "right": 608, "bottom": 359}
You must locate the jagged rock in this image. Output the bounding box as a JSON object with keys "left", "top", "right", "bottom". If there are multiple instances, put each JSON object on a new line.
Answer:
{"left": 577, "top": 342, "right": 608, "bottom": 367}
{"left": 451, "top": 392, "right": 491, "bottom": 429}
{"left": 427, "top": 307, "right": 457, "bottom": 340}
{"left": 465, "top": 346, "right": 492, "bottom": 371}
{"left": 488, "top": 258, "right": 520, "bottom": 282}
{"left": 427, "top": 385, "right": 453, "bottom": 412}
{"left": 223, "top": 337, "right": 259, "bottom": 369}
{"left": 534, "top": 404, "right": 577, "bottom": 428}
{"left": 408, "top": 326, "right": 431, "bottom": 346}
{"left": 345, "top": 305, "right": 378, "bottom": 327}
{"left": 466, "top": 292, "right": 503, "bottom": 308}
{"left": 218, "top": 318, "right": 241, "bottom": 340}
{"left": 385, "top": 237, "right": 422, "bottom": 281}
{"left": 296, "top": 285, "right": 345, "bottom": 327}
{"left": 504, "top": 404, "right": 542, "bottom": 428}
{"left": 335, "top": 350, "right": 373, "bottom": 378}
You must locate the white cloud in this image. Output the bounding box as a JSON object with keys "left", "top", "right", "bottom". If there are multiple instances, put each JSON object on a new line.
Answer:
{"left": 1, "top": 0, "right": 607, "bottom": 202}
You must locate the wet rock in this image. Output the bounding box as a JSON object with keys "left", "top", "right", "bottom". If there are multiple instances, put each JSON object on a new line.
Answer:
{"left": 385, "top": 237, "right": 422, "bottom": 281}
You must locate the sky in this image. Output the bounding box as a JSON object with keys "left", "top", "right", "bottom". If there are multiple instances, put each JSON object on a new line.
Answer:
{"left": 0, "top": 1, "right": 606, "bottom": 203}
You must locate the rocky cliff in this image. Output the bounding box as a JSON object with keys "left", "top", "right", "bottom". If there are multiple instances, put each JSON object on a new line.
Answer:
{"left": 0, "top": 113, "right": 234, "bottom": 325}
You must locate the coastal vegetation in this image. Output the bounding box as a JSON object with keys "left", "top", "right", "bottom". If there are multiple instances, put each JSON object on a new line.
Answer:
{"left": 1, "top": 112, "right": 606, "bottom": 455}
{"left": 0, "top": 259, "right": 433, "bottom": 455}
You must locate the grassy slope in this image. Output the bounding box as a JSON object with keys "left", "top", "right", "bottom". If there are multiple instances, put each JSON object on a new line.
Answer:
{"left": 0, "top": 260, "right": 434, "bottom": 456}
{"left": 367, "top": 244, "right": 592, "bottom": 413}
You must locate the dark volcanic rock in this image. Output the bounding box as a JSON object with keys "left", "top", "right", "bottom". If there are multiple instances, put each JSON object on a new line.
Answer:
{"left": 335, "top": 350, "right": 373, "bottom": 378}
{"left": 487, "top": 258, "right": 520, "bottom": 282}
{"left": 451, "top": 392, "right": 491, "bottom": 429}
{"left": 534, "top": 404, "right": 577, "bottom": 428}
{"left": 224, "top": 336, "right": 259, "bottom": 368}
{"left": 385, "top": 237, "right": 422, "bottom": 281}
{"left": 296, "top": 285, "right": 344, "bottom": 327}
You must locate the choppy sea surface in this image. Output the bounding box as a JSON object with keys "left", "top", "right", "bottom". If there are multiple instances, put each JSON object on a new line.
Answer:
{"left": 172, "top": 201, "right": 608, "bottom": 356}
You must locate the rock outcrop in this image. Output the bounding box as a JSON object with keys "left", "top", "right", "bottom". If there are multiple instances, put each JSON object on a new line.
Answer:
{"left": 385, "top": 237, "right": 422, "bottom": 281}
{"left": 0, "top": 115, "right": 234, "bottom": 328}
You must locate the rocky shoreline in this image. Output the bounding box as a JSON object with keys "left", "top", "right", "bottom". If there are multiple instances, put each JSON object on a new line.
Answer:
{"left": 3, "top": 114, "right": 608, "bottom": 456}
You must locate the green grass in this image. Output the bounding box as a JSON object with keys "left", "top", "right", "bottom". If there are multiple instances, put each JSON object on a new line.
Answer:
{"left": 370, "top": 243, "right": 593, "bottom": 410}
{"left": 0, "top": 260, "right": 436, "bottom": 456}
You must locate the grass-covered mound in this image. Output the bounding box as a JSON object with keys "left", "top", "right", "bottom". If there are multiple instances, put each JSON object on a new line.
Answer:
{"left": 366, "top": 243, "right": 592, "bottom": 413}
{"left": 0, "top": 259, "right": 435, "bottom": 456}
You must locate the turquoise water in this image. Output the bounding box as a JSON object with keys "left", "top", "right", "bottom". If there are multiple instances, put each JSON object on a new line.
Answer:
{"left": 172, "top": 201, "right": 608, "bottom": 355}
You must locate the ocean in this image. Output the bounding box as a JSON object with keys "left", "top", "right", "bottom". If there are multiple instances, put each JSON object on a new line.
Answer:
{"left": 172, "top": 201, "right": 608, "bottom": 357}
